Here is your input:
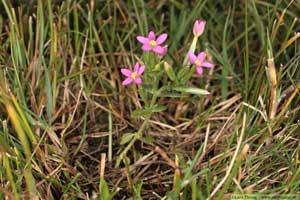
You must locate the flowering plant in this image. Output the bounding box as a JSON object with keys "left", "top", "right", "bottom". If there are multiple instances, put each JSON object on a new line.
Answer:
{"left": 118, "top": 19, "right": 214, "bottom": 165}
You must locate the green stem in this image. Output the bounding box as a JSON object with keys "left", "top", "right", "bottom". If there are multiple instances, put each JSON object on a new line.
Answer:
{"left": 116, "top": 91, "right": 158, "bottom": 167}
{"left": 116, "top": 115, "right": 150, "bottom": 167}
{"left": 183, "top": 36, "right": 199, "bottom": 67}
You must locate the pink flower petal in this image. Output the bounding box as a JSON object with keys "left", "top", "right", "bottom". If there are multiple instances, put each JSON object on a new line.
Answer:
{"left": 188, "top": 51, "right": 197, "bottom": 64}
{"left": 133, "top": 62, "right": 140, "bottom": 72}
{"left": 142, "top": 44, "right": 152, "bottom": 51}
{"left": 121, "top": 69, "right": 132, "bottom": 77}
{"left": 137, "top": 65, "right": 145, "bottom": 75}
{"left": 197, "top": 52, "right": 206, "bottom": 62}
{"left": 201, "top": 62, "right": 214, "bottom": 68}
{"left": 122, "top": 77, "right": 133, "bottom": 85}
{"left": 156, "top": 33, "right": 168, "bottom": 45}
{"left": 136, "top": 36, "right": 149, "bottom": 44}
{"left": 134, "top": 77, "right": 142, "bottom": 85}
{"left": 153, "top": 45, "right": 166, "bottom": 55}
{"left": 148, "top": 31, "right": 156, "bottom": 40}
{"left": 160, "top": 47, "right": 168, "bottom": 56}
{"left": 196, "top": 67, "right": 203, "bottom": 75}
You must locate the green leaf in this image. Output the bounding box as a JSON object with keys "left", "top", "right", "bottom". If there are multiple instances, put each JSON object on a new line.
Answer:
{"left": 177, "top": 67, "right": 190, "bottom": 80}
{"left": 131, "top": 105, "right": 167, "bottom": 118}
{"left": 133, "top": 181, "right": 143, "bottom": 200}
{"left": 166, "top": 191, "right": 179, "bottom": 200}
{"left": 45, "top": 66, "right": 52, "bottom": 123}
{"left": 177, "top": 66, "right": 195, "bottom": 84}
{"left": 120, "top": 133, "right": 135, "bottom": 145}
{"left": 173, "top": 87, "right": 210, "bottom": 95}
{"left": 100, "top": 178, "right": 111, "bottom": 200}
{"left": 151, "top": 104, "right": 167, "bottom": 112}
{"left": 140, "top": 135, "right": 154, "bottom": 144}
{"left": 158, "top": 91, "right": 183, "bottom": 98}
{"left": 131, "top": 108, "right": 153, "bottom": 118}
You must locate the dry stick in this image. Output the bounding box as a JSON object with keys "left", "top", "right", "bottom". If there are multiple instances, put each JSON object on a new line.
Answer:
{"left": 92, "top": 100, "right": 131, "bottom": 125}
{"left": 211, "top": 94, "right": 242, "bottom": 113}
{"left": 242, "top": 101, "right": 268, "bottom": 122}
{"left": 208, "top": 113, "right": 247, "bottom": 199}
{"left": 276, "top": 32, "right": 300, "bottom": 58}
{"left": 148, "top": 118, "right": 179, "bottom": 134}
{"left": 99, "top": 153, "right": 106, "bottom": 179}
{"left": 268, "top": 58, "right": 277, "bottom": 121}
{"left": 108, "top": 112, "right": 113, "bottom": 162}
{"left": 128, "top": 151, "right": 154, "bottom": 172}
{"left": 280, "top": 84, "right": 300, "bottom": 116}
{"left": 155, "top": 146, "right": 177, "bottom": 170}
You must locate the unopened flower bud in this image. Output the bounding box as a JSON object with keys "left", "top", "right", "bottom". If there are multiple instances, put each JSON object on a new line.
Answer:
{"left": 193, "top": 19, "right": 206, "bottom": 37}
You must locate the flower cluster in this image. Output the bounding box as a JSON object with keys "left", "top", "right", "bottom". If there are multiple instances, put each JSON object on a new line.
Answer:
{"left": 120, "top": 19, "right": 214, "bottom": 86}
{"left": 120, "top": 31, "right": 168, "bottom": 86}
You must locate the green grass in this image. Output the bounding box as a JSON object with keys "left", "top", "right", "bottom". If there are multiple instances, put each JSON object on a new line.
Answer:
{"left": 0, "top": 0, "right": 299, "bottom": 199}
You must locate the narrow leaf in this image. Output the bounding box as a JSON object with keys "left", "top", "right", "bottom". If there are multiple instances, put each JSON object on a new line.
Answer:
{"left": 173, "top": 87, "right": 210, "bottom": 95}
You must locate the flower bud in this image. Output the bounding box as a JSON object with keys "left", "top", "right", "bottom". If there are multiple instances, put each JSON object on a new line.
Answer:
{"left": 193, "top": 19, "right": 206, "bottom": 37}
{"left": 164, "top": 61, "right": 176, "bottom": 81}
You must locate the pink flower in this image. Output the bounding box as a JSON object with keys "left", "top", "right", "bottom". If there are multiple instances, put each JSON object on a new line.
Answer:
{"left": 136, "top": 31, "right": 168, "bottom": 55}
{"left": 121, "top": 62, "right": 145, "bottom": 86}
{"left": 188, "top": 51, "right": 214, "bottom": 75}
{"left": 193, "top": 19, "right": 206, "bottom": 37}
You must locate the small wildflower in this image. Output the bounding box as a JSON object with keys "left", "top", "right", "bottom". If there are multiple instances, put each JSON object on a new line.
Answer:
{"left": 188, "top": 51, "right": 214, "bottom": 75}
{"left": 121, "top": 62, "right": 145, "bottom": 86}
{"left": 193, "top": 19, "right": 206, "bottom": 37}
{"left": 136, "top": 31, "right": 168, "bottom": 55}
